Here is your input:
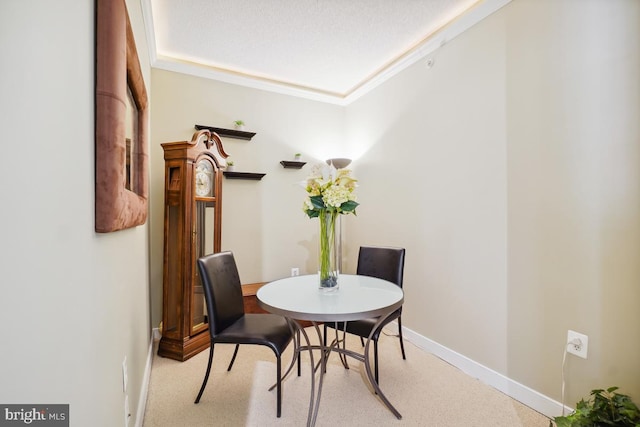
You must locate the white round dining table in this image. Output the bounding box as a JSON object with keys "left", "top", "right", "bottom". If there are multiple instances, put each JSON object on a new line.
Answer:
{"left": 257, "top": 274, "right": 404, "bottom": 426}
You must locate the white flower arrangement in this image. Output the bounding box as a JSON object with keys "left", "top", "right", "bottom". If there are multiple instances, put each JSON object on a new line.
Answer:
{"left": 303, "top": 163, "right": 358, "bottom": 218}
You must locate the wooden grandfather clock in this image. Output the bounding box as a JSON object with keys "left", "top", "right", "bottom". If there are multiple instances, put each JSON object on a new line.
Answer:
{"left": 158, "top": 130, "right": 228, "bottom": 361}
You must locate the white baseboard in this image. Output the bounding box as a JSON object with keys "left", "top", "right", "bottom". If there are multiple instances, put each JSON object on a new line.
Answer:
{"left": 135, "top": 329, "right": 159, "bottom": 427}
{"left": 385, "top": 321, "right": 569, "bottom": 420}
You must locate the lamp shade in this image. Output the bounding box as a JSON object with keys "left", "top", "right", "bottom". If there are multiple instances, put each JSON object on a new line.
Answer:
{"left": 326, "top": 158, "right": 352, "bottom": 169}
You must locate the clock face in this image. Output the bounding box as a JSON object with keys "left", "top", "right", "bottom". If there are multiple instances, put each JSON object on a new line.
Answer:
{"left": 195, "top": 160, "right": 214, "bottom": 197}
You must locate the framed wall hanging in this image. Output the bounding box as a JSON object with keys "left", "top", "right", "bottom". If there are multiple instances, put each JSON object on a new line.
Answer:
{"left": 95, "top": 0, "right": 149, "bottom": 232}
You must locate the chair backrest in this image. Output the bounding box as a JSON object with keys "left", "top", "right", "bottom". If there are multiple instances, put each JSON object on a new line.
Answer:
{"left": 197, "top": 251, "right": 245, "bottom": 337}
{"left": 356, "top": 246, "right": 405, "bottom": 289}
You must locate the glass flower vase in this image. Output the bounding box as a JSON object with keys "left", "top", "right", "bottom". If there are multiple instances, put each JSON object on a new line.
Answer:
{"left": 318, "top": 210, "right": 339, "bottom": 291}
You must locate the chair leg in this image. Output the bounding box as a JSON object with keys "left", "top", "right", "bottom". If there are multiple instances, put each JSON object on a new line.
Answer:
{"left": 194, "top": 344, "right": 215, "bottom": 403}
{"left": 227, "top": 344, "right": 240, "bottom": 371}
{"left": 276, "top": 355, "right": 282, "bottom": 417}
{"left": 398, "top": 316, "right": 406, "bottom": 360}
{"left": 323, "top": 324, "right": 327, "bottom": 347}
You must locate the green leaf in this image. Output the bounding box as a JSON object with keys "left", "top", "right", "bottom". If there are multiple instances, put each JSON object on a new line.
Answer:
{"left": 556, "top": 387, "right": 640, "bottom": 427}
{"left": 553, "top": 416, "right": 572, "bottom": 427}
{"left": 306, "top": 209, "right": 319, "bottom": 218}
{"left": 340, "top": 200, "right": 359, "bottom": 212}
{"left": 309, "top": 195, "right": 325, "bottom": 210}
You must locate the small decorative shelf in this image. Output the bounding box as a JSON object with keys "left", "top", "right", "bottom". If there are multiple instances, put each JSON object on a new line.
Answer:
{"left": 223, "top": 171, "right": 266, "bottom": 180}
{"left": 195, "top": 124, "right": 256, "bottom": 141}
{"left": 280, "top": 160, "right": 307, "bottom": 169}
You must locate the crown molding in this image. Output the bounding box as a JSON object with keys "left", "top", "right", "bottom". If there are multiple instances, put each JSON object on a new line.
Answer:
{"left": 343, "top": 0, "right": 513, "bottom": 104}
{"left": 153, "top": 56, "right": 349, "bottom": 105}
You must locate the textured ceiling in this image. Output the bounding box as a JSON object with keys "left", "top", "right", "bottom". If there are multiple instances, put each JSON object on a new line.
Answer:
{"left": 144, "top": 0, "right": 509, "bottom": 104}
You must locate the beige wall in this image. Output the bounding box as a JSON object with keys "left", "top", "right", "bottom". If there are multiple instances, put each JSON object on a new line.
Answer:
{"left": 506, "top": 0, "right": 640, "bottom": 404}
{"left": 149, "top": 70, "right": 346, "bottom": 327}
{"left": 347, "top": 0, "right": 640, "bottom": 406}
{"left": 346, "top": 0, "right": 640, "bottom": 407}
{"left": 0, "top": 1, "right": 152, "bottom": 425}
{"left": 346, "top": 3, "right": 509, "bottom": 372}
{"left": 147, "top": 0, "right": 639, "bottom": 415}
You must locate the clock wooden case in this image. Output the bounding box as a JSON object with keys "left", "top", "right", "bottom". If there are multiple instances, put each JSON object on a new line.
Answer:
{"left": 158, "top": 130, "right": 228, "bottom": 361}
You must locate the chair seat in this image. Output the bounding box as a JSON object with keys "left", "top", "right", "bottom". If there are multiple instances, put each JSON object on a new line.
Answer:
{"left": 327, "top": 308, "right": 401, "bottom": 341}
{"left": 215, "top": 313, "right": 293, "bottom": 356}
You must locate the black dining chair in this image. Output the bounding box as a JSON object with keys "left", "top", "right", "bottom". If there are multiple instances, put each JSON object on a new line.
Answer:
{"left": 324, "top": 245, "right": 406, "bottom": 383}
{"left": 194, "top": 251, "right": 295, "bottom": 417}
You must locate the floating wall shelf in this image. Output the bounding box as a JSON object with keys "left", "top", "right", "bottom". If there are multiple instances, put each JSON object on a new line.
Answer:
{"left": 280, "top": 161, "right": 306, "bottom": 169}
{"left": 223, "top": 171, "right": 266, "bottom": 180}
{"left": 195, "top": 124, "right": 256, "bottom": 141}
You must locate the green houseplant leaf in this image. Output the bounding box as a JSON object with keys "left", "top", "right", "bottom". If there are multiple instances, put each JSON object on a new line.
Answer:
{"left": 554, "top": 387, "right": 640, "bottom": 427}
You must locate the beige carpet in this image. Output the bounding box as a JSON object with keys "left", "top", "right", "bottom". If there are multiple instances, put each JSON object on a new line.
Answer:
{"left": 143, "top": 329, "right": 551, "bottom": 426}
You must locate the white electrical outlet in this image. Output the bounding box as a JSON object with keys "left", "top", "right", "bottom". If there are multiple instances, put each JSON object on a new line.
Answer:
{"left": 567, "top": 330, "right": 588, "bottom": 359}
{"left": 291, "top": 267, "right": 299, "bottom": 277}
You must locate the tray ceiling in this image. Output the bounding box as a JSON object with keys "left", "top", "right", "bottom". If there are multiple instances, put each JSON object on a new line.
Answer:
{"left": 143, "top": 0, "right": 510, "bottom": 104}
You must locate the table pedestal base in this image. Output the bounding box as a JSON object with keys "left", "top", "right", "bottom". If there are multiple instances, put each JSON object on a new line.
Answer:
{"left": 280, "top": 313, "right": 402, "bottom": 426}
